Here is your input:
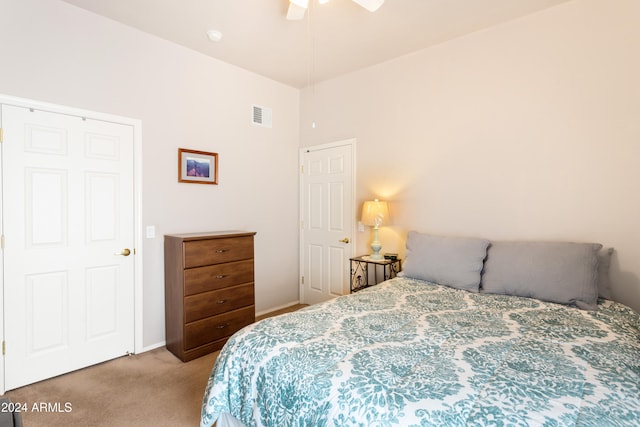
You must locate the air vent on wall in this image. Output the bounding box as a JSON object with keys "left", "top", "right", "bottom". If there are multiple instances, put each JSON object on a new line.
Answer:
{"left": 252, "top": 104, "right": 272, "bottom": 128}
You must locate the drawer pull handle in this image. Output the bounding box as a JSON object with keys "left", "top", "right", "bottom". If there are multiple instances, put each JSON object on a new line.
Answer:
{"left": 216, "top": 249, "right": 228, "bottom": 253}
{"left": 216, "top": 299, "right": 227, "bottom": 304}
{"left": 215, "top": 275, "right": 226, "bottom": 279}
{"left": 216, "top": 323, "right": 229, "bottom": 329}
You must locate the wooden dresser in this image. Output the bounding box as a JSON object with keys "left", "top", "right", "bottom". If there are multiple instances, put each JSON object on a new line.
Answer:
{"left": 164, "top": 231, "right": 256, "bottom": 362}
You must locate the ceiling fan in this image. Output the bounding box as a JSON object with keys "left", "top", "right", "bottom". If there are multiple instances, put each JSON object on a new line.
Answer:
{"left": 287, "top": 0, "right": 385, "bottom": 20}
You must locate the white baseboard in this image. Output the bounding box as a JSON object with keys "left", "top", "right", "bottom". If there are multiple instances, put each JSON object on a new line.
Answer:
{"left": 255, "top": 300, "right": 301, "bottom": 318}
{"left": 138, "top": 341, "right": 166, "bottom": 354}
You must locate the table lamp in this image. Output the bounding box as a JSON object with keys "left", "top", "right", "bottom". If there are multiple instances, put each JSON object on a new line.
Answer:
{"left": 361, "top": 199, "right": 390, "bottom": 260}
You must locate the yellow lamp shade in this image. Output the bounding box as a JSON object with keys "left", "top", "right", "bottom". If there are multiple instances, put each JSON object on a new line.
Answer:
{"left": 361, "top": 199, "right": 390, "bottom": 227}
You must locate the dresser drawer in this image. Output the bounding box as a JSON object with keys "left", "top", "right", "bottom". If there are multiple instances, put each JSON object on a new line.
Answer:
{"left": 184, "top": 236, "right": 253, "bottom": 268}
{"left": 183, "top": 259, "right": 254, "bottom": 296}
{"left": 184, "top": 283, "right": 254, "bottom": 323}
{"left": 184, "top": 306, "right": 255, "bottom": 350}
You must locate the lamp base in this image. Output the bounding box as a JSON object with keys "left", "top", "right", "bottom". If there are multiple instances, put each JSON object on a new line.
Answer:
{"left": 370, "top": 237, "right": 383, "bottom": 260}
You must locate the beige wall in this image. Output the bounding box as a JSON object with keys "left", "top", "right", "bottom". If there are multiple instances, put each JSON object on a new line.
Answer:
{"left": 2, "top": 0, "right": 639, "bottom": 353}
{"left": 0, "top": 0, "right": 301, "bottom": 348}
{"left": 300, "top": 0, "right": 640, "bottom": 313}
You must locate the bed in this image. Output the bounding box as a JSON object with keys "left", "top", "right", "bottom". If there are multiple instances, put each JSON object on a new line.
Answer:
{"left": 201, "top": 232, "right": 640, "bottom": 427}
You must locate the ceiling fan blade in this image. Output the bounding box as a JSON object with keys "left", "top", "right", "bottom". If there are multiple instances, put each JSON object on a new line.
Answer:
{"left": 287, "top": 3, "right": 307, "bottom": 20}
{"left": 351, "top": 0, "right": 384, "bottom": 12}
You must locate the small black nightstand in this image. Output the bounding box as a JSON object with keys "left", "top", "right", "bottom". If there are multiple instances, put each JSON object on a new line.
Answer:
{"left": 350, "top": 255, "right": 402, "bottom": 293}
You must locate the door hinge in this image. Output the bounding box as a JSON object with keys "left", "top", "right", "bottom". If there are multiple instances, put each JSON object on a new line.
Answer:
{"left": 300, "top": 165, "right": 304, "bottom": 174}
{"left": 301, "top": 276, "right": 304, "bottom": 285}
{"left": 1, "top": 234, "right": 4, "bottom": 250}
{"left": 0, "top": 127, "right": 3, "bottom": 143}
{"left": 2, "top": 341, "right": 5, "bottom": 355}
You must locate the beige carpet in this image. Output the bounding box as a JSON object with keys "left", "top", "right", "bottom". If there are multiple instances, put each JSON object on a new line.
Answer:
{"left": 5, "top": 304, "right": 307, "bottom": 427}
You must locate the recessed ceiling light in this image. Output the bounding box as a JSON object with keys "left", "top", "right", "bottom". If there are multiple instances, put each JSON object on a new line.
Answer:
{"left": 206, "top": 30, "right": 223, "bottom": 42}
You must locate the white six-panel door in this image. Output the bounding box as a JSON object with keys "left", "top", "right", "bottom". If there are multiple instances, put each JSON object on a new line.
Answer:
{"left": 300, "top": 141, "right": 354, "bottom": 305}
{"left": 2, "top": 104, "right": 135, "bottom": 390}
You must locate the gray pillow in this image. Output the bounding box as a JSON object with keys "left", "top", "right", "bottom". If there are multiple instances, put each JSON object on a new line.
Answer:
{"left": 597, "top": 247, "right": 614, "bottom": 300}
{"left": 481, "top": 241, "right": 602, "bottom": 310}
{"left": 402, "top": 232, "right": 490, "bottom": 292}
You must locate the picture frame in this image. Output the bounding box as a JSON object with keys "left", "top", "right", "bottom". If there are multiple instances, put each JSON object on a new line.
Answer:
{"left": 178, "top": 148, "right": 218, "bottom": 185}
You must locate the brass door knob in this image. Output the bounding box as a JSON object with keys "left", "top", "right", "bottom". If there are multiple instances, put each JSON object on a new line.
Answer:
{"left": 339, "top": 238, "right": 350, "bottom": 244}
{"left": 115, "top": 248, "right": 131, "bottom": 256}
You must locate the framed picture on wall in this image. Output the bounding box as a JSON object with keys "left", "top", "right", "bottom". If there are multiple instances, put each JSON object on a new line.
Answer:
{"left": 178, "top": 148, "right": 218, "bottom": 185}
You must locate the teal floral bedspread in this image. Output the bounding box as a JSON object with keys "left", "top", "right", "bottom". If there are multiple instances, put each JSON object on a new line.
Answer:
{"left": 201, "top": 278, "right": 640, "bottom": 427}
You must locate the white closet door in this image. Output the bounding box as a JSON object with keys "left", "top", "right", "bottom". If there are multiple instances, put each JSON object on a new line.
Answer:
{"left": 2, "top": 104, "right": 135, "bottom": 390}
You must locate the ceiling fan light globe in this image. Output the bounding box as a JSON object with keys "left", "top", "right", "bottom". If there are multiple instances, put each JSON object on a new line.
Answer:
{"left": 352, "top": 0, "right": 384, "bottom": 12}
{"left": 286, "top": 3, "right": 307, "bottom": 20}
{"left": 290, "top": 0, "right": 309, "bottom": 9}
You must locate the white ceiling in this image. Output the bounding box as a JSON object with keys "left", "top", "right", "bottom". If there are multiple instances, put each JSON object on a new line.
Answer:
{"left": 60, "top": 0, "right": 572, "bottom": 88}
